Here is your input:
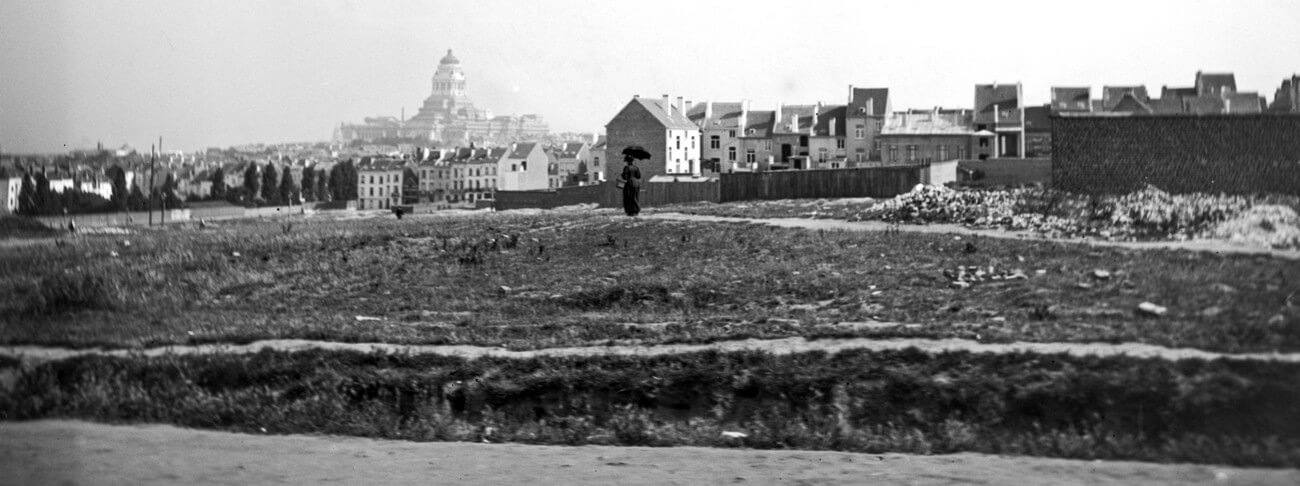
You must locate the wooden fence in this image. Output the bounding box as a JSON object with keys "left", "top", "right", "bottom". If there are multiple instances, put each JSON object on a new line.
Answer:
{"left": 718, "top": 167, "right": 921, "bottom": 202}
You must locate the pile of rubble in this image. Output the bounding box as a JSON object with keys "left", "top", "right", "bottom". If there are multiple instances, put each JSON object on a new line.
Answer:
{"left": 943, "top": 265, "right": 1029, "bottom": 289}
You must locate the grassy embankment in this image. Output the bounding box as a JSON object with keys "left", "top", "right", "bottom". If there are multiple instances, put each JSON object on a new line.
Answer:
{"left": 2, "top": 348, "right": 1298, "bottom": 467}
{"left": 1, "top": 211, "right": 1296, "bottom": 352}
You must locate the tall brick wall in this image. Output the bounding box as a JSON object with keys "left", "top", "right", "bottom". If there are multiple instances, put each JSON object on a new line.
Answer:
{"left": 1053, "top": 115, "right": 1300, "bottom": 195}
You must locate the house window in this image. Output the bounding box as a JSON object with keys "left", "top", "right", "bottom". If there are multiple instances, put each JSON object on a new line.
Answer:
{"left": 765, "top": 140, "right": 771, "bottom": 151}
{"left": 907, "top": 145, "right": 917, "bottom": 161}
{"left": 979, "top": 138, "right": 989, "bottom": 148}
{"left": 855, "top": 125, "right": 865, "bottom": 139}
{"left": 676, "top": 136, "right": 681, "bottom": 149}
{"left": 873, "top": 140, "right": 881, "bottom": 153}
{"left": 710, "top": 136, "right": 720, "bottom": 149}
{"left": 728, "top": 147, "right": 736, "bottom": 161}
{"left": 938, "top": 145, "right": 948, "bottom": 160}
{"left": 958, "top": 146, "right": 968, "bottom": 159}
{"left": 799, "top": 136, "right": 808, "bottom": 147}
{"left": 836, "top": 139, "right": 845, "bottom": 149}
{"left": 729, "top": 130, "right": 736, "bottom": 138}
{"left": 889, "top": 145, "right": 898, "bottom": 161}
{"left": 746, "top": 149, "right": 756, "bottom": 163}
{"left": 818, "top": 147, "right": 828, "bottom": 162}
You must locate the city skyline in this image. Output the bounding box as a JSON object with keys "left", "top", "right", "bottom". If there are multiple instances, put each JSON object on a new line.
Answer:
{"left": 2, "top": 0, "right": 1299, "bottom": 154}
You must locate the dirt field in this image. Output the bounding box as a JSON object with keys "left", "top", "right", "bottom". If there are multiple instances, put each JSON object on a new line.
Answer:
{"left": 3, "top": 420, "right": 1296, "bottom": 486}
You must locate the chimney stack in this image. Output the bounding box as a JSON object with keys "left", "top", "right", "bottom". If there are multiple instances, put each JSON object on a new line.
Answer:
{"left": 705, "top": 101, "right": 714, "bottom": 121}
{"left": 775, "top": 104, "right": 784, "bottom": 132}
{"left": 633, "top": 94, "right": 639, "bottom": 99}
{"left": 738, "top": 100, "right": 748, "bottom": 131}
{"left": 685, "top": 100, "right": 693, "bottom": 116}
{"left": 867, "top": 98, "right": 875, "bottom": 116}
{"left": 676, "top": 96, "right": 684, "bottom": 116}
{"left": 848, "top": 84, "right": 854, "bottom": 104}
{"left": 662, "top": 94, "right": 671, "bottom": 114}
{"left": 829, "top": 117, "right": 837, "bottom": 137}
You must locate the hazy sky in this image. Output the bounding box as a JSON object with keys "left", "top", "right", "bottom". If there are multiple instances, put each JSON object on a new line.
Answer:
{"left": 3, "top": 0, "right": 1299, "bottom": 153}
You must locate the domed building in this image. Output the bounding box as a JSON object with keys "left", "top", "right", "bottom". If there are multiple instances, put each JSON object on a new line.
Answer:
{"left": 336, "top": 49, "right": 549, "bottom": 146}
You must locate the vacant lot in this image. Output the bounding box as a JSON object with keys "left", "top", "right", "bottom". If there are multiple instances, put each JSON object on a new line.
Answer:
{"left": 0, "top": 210, "right": 1296, "bottom": 353}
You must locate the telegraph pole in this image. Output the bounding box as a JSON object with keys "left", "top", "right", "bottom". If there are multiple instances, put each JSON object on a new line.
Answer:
{"left": 159, "top": 136, "right": 165, "bottom": 225}
{"left": 148, "top": 144, "right": 156, "bottom": 226}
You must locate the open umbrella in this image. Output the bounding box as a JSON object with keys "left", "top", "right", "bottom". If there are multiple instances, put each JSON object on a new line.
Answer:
{"left": 622, "top": 145, "right": 652, "bottom": 160}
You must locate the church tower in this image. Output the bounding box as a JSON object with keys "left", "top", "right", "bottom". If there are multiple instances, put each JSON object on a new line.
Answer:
{"left": 412, "top": 49, "right": 478, "bottom": 123}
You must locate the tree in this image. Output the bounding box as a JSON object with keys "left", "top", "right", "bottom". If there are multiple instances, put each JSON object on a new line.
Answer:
{"left": 278, "top": 167, "right": 297, "bottom": 205}
{"left": 109, "top": 165, "right": 129, "bottom": 211}
{"left": 17, "top": 174, "right": 36, "bottom": 215}
{"left": 34, "top": 172, "right": 56, "bottom": 215}
{"left": 301, "top": 167, "right": 317, "bottom": 203}
{"left": 163, "top": 172, "right": 183, "bottom": 209}
{"left": 243, "top": 163, "right": 260, "bottom": 203}
{"left": 210, "top": 167, "right": 227, "bottom": 200}
{"left": 127, "top": 183, "right": 147, "bottom": 211}
{"left": 261, "top": 163, "right": 280, "bottom": 204}
{"left": 317, "top": 168, "right": 331, "bottom": 202}
{"left": 340, "top": 160, "right": 358, "bottom": 200}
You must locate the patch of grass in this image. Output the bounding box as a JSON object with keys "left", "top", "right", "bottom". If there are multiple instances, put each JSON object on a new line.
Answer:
{"left": 5, "top": 348, "right": 1299, "bottom": 467}
{"left": 0, "top": 211, "right": 1296, "bottom": 352}
{"left": 0, "top": 216, "right": 61, "bottom": 239}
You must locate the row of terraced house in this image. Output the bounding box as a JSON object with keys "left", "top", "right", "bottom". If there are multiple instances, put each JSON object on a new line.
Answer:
{"left": 602, "top": 71, "right": 1300, "bottom": 182}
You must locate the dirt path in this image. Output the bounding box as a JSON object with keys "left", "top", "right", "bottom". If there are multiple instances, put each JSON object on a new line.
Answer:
{"left": 4, "top": 335, "right": 1298, "bottom": 366}
{"left": 2, "top": 420, "right": 1293, "bottom": 486}
{"left": 647, "top": 213, "right": 1300, "bottom": 260}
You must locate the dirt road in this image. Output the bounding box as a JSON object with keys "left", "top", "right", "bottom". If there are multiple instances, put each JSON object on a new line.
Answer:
{"left": 3, "top": 420, "right": 1295, "bottom": 486}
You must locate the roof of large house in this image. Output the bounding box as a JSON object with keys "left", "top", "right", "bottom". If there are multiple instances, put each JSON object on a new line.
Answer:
{"left": 357, "top": 158, "right": 405, "bottom": 171}
{"left": 1024, "top": 105, "right": 1052, "bottom": 131}
{"left": 880, "top": 112, "right": 977, "bottom": 136}
{"left": 738, "top": 111, "right": 775, "bottom": 138}
{"left": 1183, "top": 95, "right": 1226, "bottom": 114}
{"left": 848, "top": 88, "right": 890, "bottom": 116}
{"left": 1110, "top": 93, "right": 1153, "bottom": 114}
{"left": 807, "top": 105, "right": 848, "bottom": 137}
{"left": 773, "top": 105, "right": 819, "bottom": 134}
{"left": 506, "top": 142, "right": 540, "bottom": 159}
{"left": 1051, "top": 87, "right": 1091, "bottom": 112}
{"left": 1225, "top": 92, "right": 1265, "bottom": 114}
{"left": 553, "top": 142, "right": 588, "bottom": 159}
{"left": 1196, "top": 71, "right": 1237, "bottom": 96}
{"left": 974, "top": 84, "right": 1021, "bottom": 121}
{"left": 1102, "top": 86, "right": 1150, "bottom": 111}
{"left": 1161, "top": 86, "right": 1197, "bottom": 100}
{"left": 686, "top": 101, "right": 745, "bottom": 128}
{"left": 627, "top": 97, "right": 698, "bottom": 130}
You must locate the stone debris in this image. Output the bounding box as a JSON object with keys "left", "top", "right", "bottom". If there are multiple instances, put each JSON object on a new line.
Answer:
{"left": 1137, "top": 302, "right": 1168, "bottom": 317}
{"left": 720, "top": 431, "right": 748, "bottom": 440}
{"left": 944, "top": 265, "right": 1028, "bottom": 288}
{"left": 1091, "top": 269, "right": 1112, "bottom": 280}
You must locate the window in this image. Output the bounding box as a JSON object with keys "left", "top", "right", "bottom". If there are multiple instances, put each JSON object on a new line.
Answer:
{"left": 938, "top": 145, "right": 948, "bottom": 160}
{"left": 728, "top": 147, "right": 736, "bottom": 161}
{"left": 855, "top": 125, "right": 865, "bottom": 139}
{"left": 369, "top": 187, "right": 374, "bottom": 196}
{"left": 799, "top": 136, "right": 808, "bottom": 147}
{"left": 979, "top": 138, "right": 989, "bottom": 148}
{"left": 511, "top": 164, "right": 517, "bottom": 172}
{"left": 729, "top": 130, "right": 736, "bottom": 138}
{"left": 958, "top": 146, "right": 968, "bottom": 159}
{"left": 818, "top": 147, "right": 828, "bottom": 162}
{"left": 710, "top": 136, "right": 720, "bottom": 149}
{"left": 836, "top": 139, "right": 845, "bottom": 149}
{"left": 765, "top": 140, "right": 771, "bottom": 151}
{"left": 873, "top": 140, "right": 881, "bottom": 153}
{"left": 889, "top": 145, "right": 898, "bottom": 161}
{"left": 907, "top": 145, "right": 917, "bottom": 161}
{"left": 856, "top": 152, "right": 864, "bottom": 162}
{"left": 676, "top": 136, "right": 681, "bottom": 149}
{"left": 746, "top": 149, "right": 756, "bottom": 163}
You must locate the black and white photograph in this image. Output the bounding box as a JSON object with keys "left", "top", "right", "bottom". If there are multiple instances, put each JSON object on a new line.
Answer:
{"left": 2, "top": 0, "right": 1299, "bottom": 484}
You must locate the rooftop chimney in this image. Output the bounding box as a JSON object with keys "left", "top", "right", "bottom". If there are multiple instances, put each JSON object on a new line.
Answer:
{"left": 848, "top": 84, "right": 854, "bottom": 104}
{"left": 662, "top": 94, "right": 671, "bottom": 114}
{"left": 867, "top": 98, "right": 875, "bottom": 116}
{"left": 633, "top": 94, "right": 639, "bottom": 99}
{"left": 676, "top": 96, "right": 684, "bottom": 116}
{"left": 738, "top": 100, "right": 748, "bottom": 131}
{"left": 685, "top": 100, "right": 693, "bottom": 116}
{"left": 705, "top": 101, "right": 714, "bottom": 121}
{"left": 829, "top": 117, "right": 837, "bottom": 137}
{"left": 775, "top": 104, "right": 784, "bottom": 132}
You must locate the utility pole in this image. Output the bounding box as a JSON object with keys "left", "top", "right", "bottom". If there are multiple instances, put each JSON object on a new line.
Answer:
{"left": 159, "top": 136, "right": 165, "bottom": 225}
{"left": 148, "top": 144, "right": 156, "bottom": 226}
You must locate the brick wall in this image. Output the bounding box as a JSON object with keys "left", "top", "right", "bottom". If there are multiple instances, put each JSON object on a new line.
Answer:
{"left": 1053, "top": 114, "right": 1300, "bottom": 195}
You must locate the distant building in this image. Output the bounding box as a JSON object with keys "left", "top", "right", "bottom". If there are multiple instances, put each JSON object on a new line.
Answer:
{"left": 604, "top": 95, "right": 701, "bottom": 180}
{"left": 337, "top": 49, "right": 549, "bottom": 146}
{"left": 498, "top": 142, "right": 549, "bottom": 191}
{"left": 687, "top": 101, "right": 747, "bottom": 173}
{"left": 0, "top": 176, "right": 21, "bottom": 214}
{"left": 845, "top": 87, "right": 890, "bottom": 165}
{"left": 1271, "top": 74, "right": 1300, "bottom": 113}
{"left": 357, "top": 158, "right": 405, "bottom": 210}
{"left": 550, "top": 141, "right": 592, "bottom": 185}
{"left": 1101, "top": 86, "right": 1150, "bottom": 112}
{"left": 1050, "top": 87, "right": 1091, "bottom": 113}
{"left": 735, "top": 111, "right": 776, "bottom": 171}
{"left": 878, "top": 109, "right": 993, "bottom": 165}
{"left": 1024, "top": 105, "right": 1052, "bottom": 158}
{"left": 973, "top": 83, "right": 1025, "bottom": 158}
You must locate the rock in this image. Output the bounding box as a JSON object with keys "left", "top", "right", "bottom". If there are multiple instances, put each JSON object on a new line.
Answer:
{"left": 498, "top": 285, "right": 512, "bottom": 294}
{"left": 121, "top": 240, "right": 131, "bottom": 247}
{"left": 1091, "top": 269, "right": 1112, "bottom": 280}
{"left": 1077, "top": 282, "right": 1094, "bottom": 290}
{"left": 231, "top": 252, "right": 241, "bottom": 257}
{"left": 1006, "top": 270, "right": 1029, "bottom": 280}
{"left": 1035, "top": 269, "right": 1047, "bottom": 275}
{"left": 1137, "top": 302, "right": 1167, "bottom": 317}
{"left": 859, "top": 303, "right": 885, "bottom": 314}
{"left": 1210, "top": 283, "right": 1237, "bottom": 293}
{"left": 950, "top": 281, "right": 972, "bottom": 289}
{"left": 109, "top": 251, "right": 119, "bottom": 257}
{"left": 1267, "top": 314, "right": 1287, "bottom": 326}
{"left": 720, "top": 431, "right": 748, "bottom": 440}
{"left": 355, "top": 315, "right": 383, "bottom": 321}
{"left": 767, "top": 318, "right": 801, "bottom": 327}
{"left": 1200, "top": 306, "right": 1223, "bottom": 317}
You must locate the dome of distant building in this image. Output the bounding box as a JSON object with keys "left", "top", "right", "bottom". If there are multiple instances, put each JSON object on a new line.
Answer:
{"left": 440, "top": 49, "right": 459, "bottom": 65}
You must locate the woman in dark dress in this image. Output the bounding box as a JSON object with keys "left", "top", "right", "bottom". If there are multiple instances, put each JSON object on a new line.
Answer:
{"left": 620, "top": 155, "right": 642, "bottom": 216}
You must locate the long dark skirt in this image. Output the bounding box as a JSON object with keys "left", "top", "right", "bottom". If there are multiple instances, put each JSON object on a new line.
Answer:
{"left": 622, "top": 185, "right": 640, "bottom": 216}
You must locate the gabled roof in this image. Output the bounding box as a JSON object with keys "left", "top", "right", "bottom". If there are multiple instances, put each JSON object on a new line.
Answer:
{"left": 505, "top": 142, "right": 540, "bottom": 160}
{"left": 357, "top": 158, "right": 405, "bottom": 171}
{"left": 848, "top": 88, "right": 889, "bottom": 116}
{"left": 1110, "top": 93, "right": 1152, "bottom": 114}
{"left": 623, "top": 97, "right": 699, "bottom": 130}
{"left": 1102, "top": 86, "right": 1149, "bottom": 111}
{"left": 773, "top": 105, "right": 818, "bottom": 134}
{"left": 1051, "top": 87, "right": 1091, "bottom": 112}
{"left": 553, "top": 142, "right": 588, "bottom": 159}
{"left": 808, "top": 105, "right": 847, "bottom": 137}
{"left": 1024, "top": 105, "right": 1052, "bottom": 132}
{"left": 686, "top": 101, "right": 745, "bottom": 128}
{"left": 1195, "top": 71, "right": 1237, "bottom": 96}
{"left": 1225, "top": 92, "right": 1264, "bottom": 114}
{"left": 880, "top": 112, "right": 976, "bottom": 136}
{"left": 974, "top": 83, "right": 1021, "bottom": 117}
{"left": 737, "top": 111, "right": 775, "bottom": 138}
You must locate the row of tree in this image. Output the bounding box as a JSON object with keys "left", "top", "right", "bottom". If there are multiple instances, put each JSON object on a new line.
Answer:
{"left": 12, "top": 168, "right": 183, "bottom": 216}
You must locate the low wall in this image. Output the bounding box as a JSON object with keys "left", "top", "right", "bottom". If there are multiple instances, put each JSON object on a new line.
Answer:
{"left": 719, "top": 167, "right": 921, "bottom": 202}
{"left": 956, "top": 158, "right": 1052, "bottom": 187}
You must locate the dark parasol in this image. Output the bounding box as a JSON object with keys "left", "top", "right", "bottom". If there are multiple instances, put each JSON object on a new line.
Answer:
{"left": 622, "top": 146, "right": 652, "bottom": 160}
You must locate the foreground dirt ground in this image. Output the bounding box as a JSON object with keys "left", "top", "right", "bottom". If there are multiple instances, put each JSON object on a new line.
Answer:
{"left": 2, "top": 421, "right": 1296, "bottom": 486}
